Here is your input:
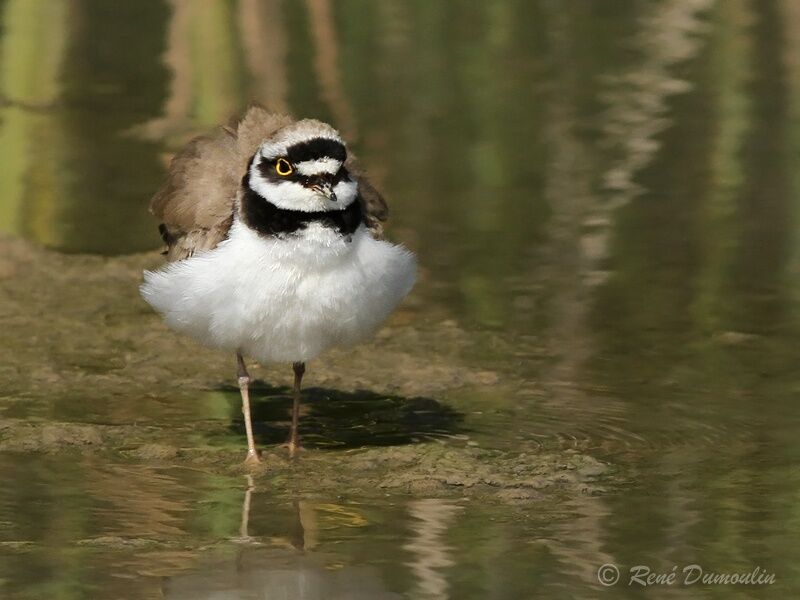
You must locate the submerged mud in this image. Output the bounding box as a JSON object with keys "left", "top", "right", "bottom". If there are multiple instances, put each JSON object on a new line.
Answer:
{"left": 0, "top": 235, "right": 612, "bottom": 502}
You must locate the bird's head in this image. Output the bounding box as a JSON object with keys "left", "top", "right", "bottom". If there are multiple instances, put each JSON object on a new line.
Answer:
{"left": 247, "top": 119, "right": 357, "bottom": 212}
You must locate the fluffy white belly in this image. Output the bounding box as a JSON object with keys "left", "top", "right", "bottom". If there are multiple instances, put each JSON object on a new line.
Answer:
{"left": 141, "top": 220, "right": 416, "bottom": 363}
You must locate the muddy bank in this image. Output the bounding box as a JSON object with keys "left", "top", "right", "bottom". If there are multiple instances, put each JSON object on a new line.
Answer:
{"left": 0, "top": 235, "right": 613, "bottom": 501}
{"left": 0, "top": 417, "right": 609, "bottom": 500}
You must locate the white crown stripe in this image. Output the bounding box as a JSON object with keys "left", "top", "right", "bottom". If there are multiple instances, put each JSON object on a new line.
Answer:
{"left": 295, "top": 158, "right": 341, "bottom": 176}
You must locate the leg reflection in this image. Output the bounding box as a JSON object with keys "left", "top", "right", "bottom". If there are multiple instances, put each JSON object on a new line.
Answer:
{"left": 404, "top": 499, "right": 462, "bottom": 600}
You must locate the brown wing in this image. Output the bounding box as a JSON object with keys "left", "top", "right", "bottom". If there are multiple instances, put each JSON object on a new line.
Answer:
{"left": 150, "top": 107, "right": 293, "bottom": 261}
{"left": 345, "top": 153, "right": 389, "bottom": 238}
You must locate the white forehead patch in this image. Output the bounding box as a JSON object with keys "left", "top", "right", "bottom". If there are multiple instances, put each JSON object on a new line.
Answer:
{"left": 295, "top": 158, "right": 341, "bottom": 176}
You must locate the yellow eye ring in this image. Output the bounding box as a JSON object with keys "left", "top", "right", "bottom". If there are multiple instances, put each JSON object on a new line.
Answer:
{"left": 275, "top": 158, "right": 293, "bottom": 176}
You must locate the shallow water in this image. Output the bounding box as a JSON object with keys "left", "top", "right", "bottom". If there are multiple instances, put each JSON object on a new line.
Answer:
{"left": 1, "top": 0, "right": 800, "bottom": 597}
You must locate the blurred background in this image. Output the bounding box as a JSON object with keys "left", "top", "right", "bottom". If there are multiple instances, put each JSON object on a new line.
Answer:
{"left": 1, "top": 0, "right": 799, "bottom": 598}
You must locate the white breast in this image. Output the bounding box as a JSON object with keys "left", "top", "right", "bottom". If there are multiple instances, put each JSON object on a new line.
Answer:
{"left": 140, "top": 220, "right": 416, "bottom": 364}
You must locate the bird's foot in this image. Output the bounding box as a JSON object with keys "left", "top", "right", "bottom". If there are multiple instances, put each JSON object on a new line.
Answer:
{"left": 243, "top": 450, "right": 261, "bottom": 467}
{"left": 281, "top": 441, "right": 303, "bottom": 459}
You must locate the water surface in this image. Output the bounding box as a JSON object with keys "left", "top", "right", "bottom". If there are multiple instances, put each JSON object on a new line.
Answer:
{"left": 1, "top": 0, "right": 799, "bottom": 597}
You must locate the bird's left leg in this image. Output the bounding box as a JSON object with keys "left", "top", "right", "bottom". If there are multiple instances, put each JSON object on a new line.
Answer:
{"left": 237, "top": 353, "right": 260, "bottom": 465}
{"left": 287, "top": 361, "right": 305, "bottom": 458}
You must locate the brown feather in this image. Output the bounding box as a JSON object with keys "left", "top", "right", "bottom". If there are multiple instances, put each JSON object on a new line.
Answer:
{"left": 345, "top": 152, "right": 389, "bottom": 238}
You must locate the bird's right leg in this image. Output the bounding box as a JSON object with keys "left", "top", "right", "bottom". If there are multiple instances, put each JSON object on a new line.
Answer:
{"left": 287, "top": 361, "right": 305, "bottom": 458}
{"left": 237, "top": 353, "right": 260, "bottom": 465}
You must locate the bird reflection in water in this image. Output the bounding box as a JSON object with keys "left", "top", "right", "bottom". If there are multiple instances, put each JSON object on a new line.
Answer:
{"left": 163, "top": 476, "right": 401, "bottom": 599}
{"left": 233, "top": 474, "right": 319, "bottom": 553}
{"left": 231, "top": 474, "right": 255, "bottom": 544}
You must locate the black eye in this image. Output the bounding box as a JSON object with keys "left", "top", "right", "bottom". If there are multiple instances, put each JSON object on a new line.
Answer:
{"left": 275, "top": 158, "right": 294, "bottom": 176}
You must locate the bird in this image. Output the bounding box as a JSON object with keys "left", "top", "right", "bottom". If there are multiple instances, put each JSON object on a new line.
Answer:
{"left": 140, "top": 106, "right": 416, "bottom": 464}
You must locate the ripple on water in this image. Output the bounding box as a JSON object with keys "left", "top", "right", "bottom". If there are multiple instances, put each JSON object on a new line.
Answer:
{"left": 455, "top": 381, "right": 755, "bottom": 461}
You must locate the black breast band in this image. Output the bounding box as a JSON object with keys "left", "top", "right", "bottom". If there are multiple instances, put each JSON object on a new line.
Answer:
{"left": 240, "top": 184, "right": 363, "bottom": 237}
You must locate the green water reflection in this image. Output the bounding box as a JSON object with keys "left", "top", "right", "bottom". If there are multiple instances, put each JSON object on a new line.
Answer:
{"left": 1, "top": 0, "right": 799, "bottom": 598}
